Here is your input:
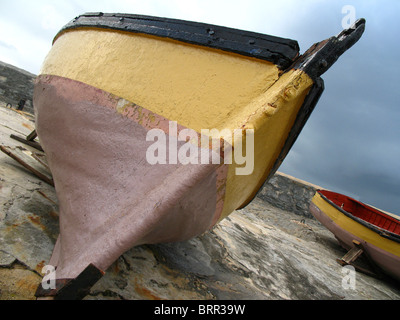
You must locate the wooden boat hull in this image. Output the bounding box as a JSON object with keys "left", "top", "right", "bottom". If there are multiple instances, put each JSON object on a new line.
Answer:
{"left": 310, "top": 190, "right": 400, "bottom": 281}
{"left": 33, "top": 13, "right": 365, "bottom": 298}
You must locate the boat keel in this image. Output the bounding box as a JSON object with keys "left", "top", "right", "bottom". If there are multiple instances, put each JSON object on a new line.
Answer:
{"left": 35, "top": 264, "right": 104, "bottom": 300}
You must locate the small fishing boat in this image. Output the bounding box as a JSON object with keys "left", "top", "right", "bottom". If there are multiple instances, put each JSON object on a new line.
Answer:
{"left": 33, "top": 13, "right": 365, "bottom": 299}
{"left": 310, "top": 190, "right": 400, "bottom": 281}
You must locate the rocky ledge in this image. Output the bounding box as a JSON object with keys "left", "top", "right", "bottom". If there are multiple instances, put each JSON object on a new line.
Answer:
{"left": 0, "top": 61, "right": 35, "bottom": 114}
{"left": 0, "top": 103, "right": 399, "bottom": 300}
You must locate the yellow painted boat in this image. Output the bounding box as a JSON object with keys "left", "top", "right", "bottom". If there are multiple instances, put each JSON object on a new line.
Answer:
{"left": 33, "top": 13, "right": 365, "bottom": 299}
{"left": 310, "top": 190, "right": 400, "bottom": 281}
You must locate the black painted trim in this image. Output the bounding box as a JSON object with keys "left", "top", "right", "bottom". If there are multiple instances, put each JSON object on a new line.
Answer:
{"left": 292, "top": 18, "right": 366, "bottom": 80}
{"left": 267, "top": 77, "right": 325, "bottom": 180}
{"left": 239, "top": 19, "right": 365, "bottom": 209}
{"left": 239, "top": 78, "right": 325, "bottom": 209}
{"left": 56, "top": 12, "right": 299, "bottom": 69}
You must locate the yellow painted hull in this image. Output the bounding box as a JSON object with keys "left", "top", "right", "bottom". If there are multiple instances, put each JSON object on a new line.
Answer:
{"left": 41, "top": 28, "right": 316, "bottom": 220}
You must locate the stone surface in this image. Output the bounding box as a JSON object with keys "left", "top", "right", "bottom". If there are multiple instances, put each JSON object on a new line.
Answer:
{"left": 0, "top": 262, "right": 42, "bottom": 300}
{"left": 257, "top": 171, "right": 324, "bottom": 218}
{"left": 1, "top": 102, "right": 399, "bottom": 300}
{"left": 0, "top": 61, "right": 35, "bottom": 114}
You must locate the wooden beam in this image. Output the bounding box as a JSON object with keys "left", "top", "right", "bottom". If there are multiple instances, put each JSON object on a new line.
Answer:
{"left": 336, "top": 240, "right": 383, "bottom": 278}
{"left": 26, "top": 129, "right": 37, "bottom": 141}
{"left": 10, "top": 134, "right": 43, "bottom": 152}
{"left": 337, "top": 240, "right": 363, "bottom": 265}
{"left": 0, "top": 145, "right": 54, "bottom": 187}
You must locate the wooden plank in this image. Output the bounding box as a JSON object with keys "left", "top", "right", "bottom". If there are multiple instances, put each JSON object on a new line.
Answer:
{"left": 31, "top": 152, "right": 50, "bottom": 170}
{"left": 336, "top": 240, "right": 383, "bottom": 278}
{"left": 0, "top": 145, "right": 54, "bottom": 187}
{"left": 338, "top": 241, "right": 363, "bottom": 265}
{"left": 26, "top": 129, "right": 37, "bottom": 141}
{"left": 10, "top": 134, "right": 43, "bottom": 152}
{"left": 353, "top": 241, "right": 384, "bottom": 279}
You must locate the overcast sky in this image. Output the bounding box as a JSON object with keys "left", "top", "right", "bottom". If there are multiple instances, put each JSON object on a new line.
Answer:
{"left": 1, "top": 0, "right": 399, "bottom": 215}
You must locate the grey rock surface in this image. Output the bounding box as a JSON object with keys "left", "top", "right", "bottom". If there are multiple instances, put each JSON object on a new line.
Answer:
{"left": 1, "top": 102, "right": 399, "bottom": 300}
{"left": 0, "top": 61, "right": 35, "bottom": 114}
{"left": 257, "top": 171, "right": 324, "bottom": 218}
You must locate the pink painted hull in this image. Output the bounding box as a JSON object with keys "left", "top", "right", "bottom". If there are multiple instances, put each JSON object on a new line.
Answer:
{"left": 34, "top": 75, "right": 228, "bottom": 281}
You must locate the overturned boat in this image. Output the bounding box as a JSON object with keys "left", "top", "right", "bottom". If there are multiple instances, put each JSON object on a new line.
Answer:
{"left": 310, "top": 190, "right": 400, "bottom": 281}
{"left": 33, "top": 13, "right": 365, "bottom": 299}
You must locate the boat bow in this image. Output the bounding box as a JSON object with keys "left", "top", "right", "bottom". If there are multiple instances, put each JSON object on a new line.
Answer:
{"left": 33, "top": 14, "right": 366, "bottom": 299}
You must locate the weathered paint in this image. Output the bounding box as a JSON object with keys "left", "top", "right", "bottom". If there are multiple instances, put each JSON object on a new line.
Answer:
{"left": 33, "top": 18, "right": 370, "bottom": 295}
{"left": 55, "top": 13, "right": 300, "bottom": 69}
{"left": 34, "top": 75, "right": 227, "bottom": 279}
{"left": 40, "top": 28, "right": 280, "bottom": 132}
{"left": 219, "top": 69, "right": 313, "bottom": 219}
{"left": 39, "top": 28, "right": 314, "bottom": 219}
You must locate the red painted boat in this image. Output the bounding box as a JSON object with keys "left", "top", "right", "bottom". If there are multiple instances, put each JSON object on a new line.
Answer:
{"left": 310, "top": 190, "right": 400, "bottom": 281}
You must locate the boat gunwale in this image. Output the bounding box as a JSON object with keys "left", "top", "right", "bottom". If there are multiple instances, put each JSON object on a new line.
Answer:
{"left": 317, "top": 190, "right": 400, "bottom": 244}
{"left": 240, "top": 77, "right": 325, "bottom": 209}
{"left": 55, "top": 12, "right": 300, "bottom": 69}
